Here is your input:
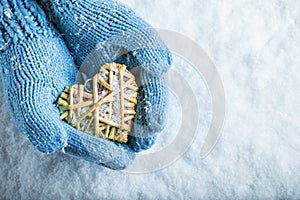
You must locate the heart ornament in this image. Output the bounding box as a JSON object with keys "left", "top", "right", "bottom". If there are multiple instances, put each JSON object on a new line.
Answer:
{"left": 58, "top": 62, "right": 138, "bottom": 143}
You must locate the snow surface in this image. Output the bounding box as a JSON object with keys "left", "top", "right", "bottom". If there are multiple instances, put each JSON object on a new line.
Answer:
{"left": 1, "top": 0, "right": 300, "bottom": 199}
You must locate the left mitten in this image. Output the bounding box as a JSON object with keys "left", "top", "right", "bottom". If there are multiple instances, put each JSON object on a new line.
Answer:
{"left": 0, "top": 0, "right": 77, "bottom": 153}
{"left": 0, "top": 1, "right": 135, "bottom": 170}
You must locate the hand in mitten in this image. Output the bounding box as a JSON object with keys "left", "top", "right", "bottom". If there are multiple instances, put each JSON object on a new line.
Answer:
{"left": 36, "top": 0, "right": 172, "bottom": 152}
{"left": 0, "top": 0, "right": 134, "bottom": 169}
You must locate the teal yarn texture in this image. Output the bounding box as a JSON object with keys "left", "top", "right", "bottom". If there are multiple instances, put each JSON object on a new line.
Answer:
{"left": 0, "top": 0, "right": 172, "bottom": 169}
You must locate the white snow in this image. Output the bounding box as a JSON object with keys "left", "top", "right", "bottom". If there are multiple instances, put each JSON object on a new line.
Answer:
{"left": 1, "top": 0, "right": 300, "bottom": 199}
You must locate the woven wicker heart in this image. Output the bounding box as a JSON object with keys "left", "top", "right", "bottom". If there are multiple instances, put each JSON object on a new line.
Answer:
{"left": 58, "top": 62, "right": 138, "bottom": 143}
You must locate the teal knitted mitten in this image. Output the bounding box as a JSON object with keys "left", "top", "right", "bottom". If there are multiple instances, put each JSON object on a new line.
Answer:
{"left": 0, "top": 0, "right": 134, "bottom": 169}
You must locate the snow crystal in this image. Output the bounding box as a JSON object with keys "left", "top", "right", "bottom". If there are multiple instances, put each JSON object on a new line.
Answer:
{"left": 4, "top": 9, "right": 13, "bottom": 19}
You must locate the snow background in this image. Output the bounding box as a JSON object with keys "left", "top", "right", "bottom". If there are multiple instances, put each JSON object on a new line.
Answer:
{"left": 1, "top": 0, "right": 300, "bottom": 199}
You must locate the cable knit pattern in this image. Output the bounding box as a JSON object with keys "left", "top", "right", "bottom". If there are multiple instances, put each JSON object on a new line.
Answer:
{"left": 0, "top": 0, "right": 134, "bottom": 169}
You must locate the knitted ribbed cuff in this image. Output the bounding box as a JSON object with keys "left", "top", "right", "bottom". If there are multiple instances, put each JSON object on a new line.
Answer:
{"left": 0, "top": 0, "right": 54, "bottom": 51}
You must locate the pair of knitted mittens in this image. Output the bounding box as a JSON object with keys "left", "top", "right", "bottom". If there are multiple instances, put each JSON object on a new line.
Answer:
{"left": 0, "top": 0, "right": 171, "bottom": 169}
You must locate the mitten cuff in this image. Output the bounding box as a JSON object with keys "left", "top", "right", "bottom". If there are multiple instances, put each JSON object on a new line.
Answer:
{"left": 0, "top": 0, "right": 53, "bottom": 51}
